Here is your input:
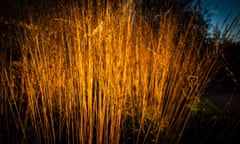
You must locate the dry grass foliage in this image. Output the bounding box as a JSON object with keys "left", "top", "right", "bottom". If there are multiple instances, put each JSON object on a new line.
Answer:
{"left": 1, "top": 1, "right": 220, "bottom": 144}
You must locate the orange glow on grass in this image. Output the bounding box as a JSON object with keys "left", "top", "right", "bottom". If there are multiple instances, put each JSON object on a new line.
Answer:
{"left": 0, "top": 1, "right": 221, "bottom": 143}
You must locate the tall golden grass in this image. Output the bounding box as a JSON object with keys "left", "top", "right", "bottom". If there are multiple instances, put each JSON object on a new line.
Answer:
{"left": 1, "top": 1, "right": 220, "bottom": 143}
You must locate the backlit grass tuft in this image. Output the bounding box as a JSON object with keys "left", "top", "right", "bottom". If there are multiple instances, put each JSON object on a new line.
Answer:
{"left": 1, "top": 1, "right": 221, "bottom": 143}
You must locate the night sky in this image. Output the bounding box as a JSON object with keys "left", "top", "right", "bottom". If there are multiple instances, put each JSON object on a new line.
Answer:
{"left": 201, "top": 0, "right": 240, "bottom": 36}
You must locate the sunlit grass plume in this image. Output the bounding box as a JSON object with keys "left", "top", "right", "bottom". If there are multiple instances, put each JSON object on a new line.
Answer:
{"left": 0, "top": 1, "right": 221, "bottom": 143}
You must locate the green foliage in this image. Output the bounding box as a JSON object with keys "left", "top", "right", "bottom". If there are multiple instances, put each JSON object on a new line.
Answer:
{"left": 188, "top": 97, "right": 221, "bottom": 116}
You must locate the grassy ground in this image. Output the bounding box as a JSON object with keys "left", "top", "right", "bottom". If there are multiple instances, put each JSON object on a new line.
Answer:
{"left": 0, "top": 1, "right": 237, "bottom": 143}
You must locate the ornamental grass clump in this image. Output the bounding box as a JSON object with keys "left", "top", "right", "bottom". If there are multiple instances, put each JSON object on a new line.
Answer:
{"left": 0, "top": 1, "right": 221, "bottom": 143}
